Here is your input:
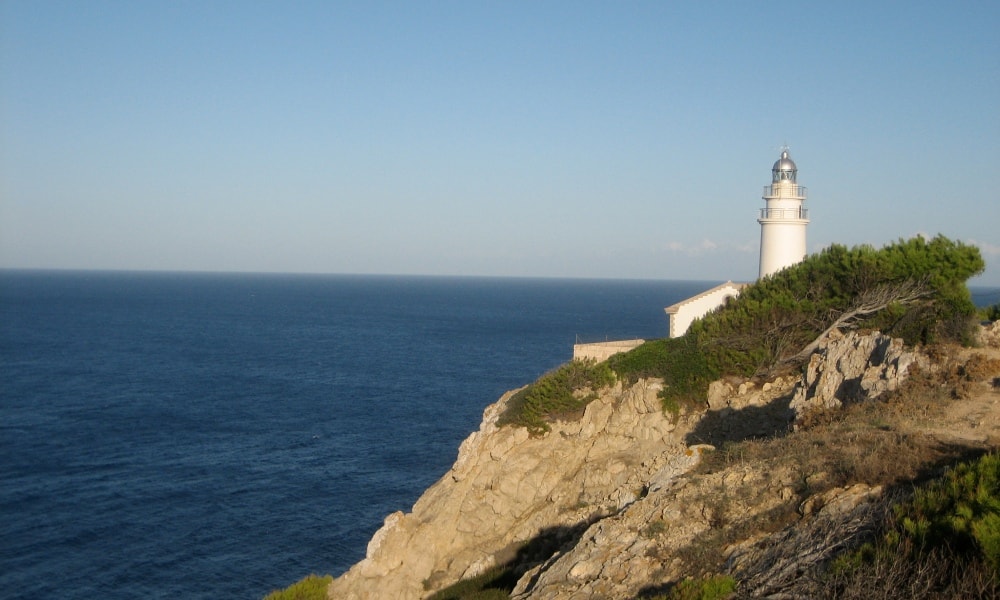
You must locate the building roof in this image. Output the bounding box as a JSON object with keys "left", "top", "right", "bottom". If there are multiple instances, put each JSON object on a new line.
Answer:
{"left": 772, "top": 149, "right": 797, "bottom": 173}
{"left": 664, "top": 280, "right": 748, "bottom": 314}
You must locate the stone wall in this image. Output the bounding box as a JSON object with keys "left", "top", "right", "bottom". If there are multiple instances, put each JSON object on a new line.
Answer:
{"left": 571, "top": 339, "right": 644, "bottom": 362}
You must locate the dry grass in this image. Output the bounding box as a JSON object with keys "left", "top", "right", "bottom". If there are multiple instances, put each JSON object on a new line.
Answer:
{"left": 962, "top": 353, "right": 1000, "bottom": 380}
{"left": 669, "top": 346, "right": 1000, "bottom": 592}
{"left": 699, "top": 394, "right": 964, "bottom": 494}
{"left": 812, "top": 540, "right": 999, "bottom": 599}
{"left": 730, "top": 536, "right": 1000, "bottom": 599}
{"left": 914, "top": 343, "right": 1000, "bottom": 399}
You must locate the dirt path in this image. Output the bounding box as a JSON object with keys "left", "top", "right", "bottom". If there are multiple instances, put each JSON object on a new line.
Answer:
{"left": 910, "top": 344, "right": 1000, "bottom": 448}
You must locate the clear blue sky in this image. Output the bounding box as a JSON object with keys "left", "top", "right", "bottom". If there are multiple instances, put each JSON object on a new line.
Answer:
{"left": 2, "top": 1, "right": 999, "bottom": 284}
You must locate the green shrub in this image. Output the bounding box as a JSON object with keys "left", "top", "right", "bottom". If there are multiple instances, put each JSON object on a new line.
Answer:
{"left": 262, "top": 574, "right": 332, "bottom": 600}
{"left": 497, "top": 359, "right": 616, "bottom": 434}
{"left": 610, "top": 236, "right": 984, "bottom": 392}
{"left": 661, "top": 395, "right": 681, "bottom": 420}
{"left": 693, "top": 236, "right": 983, "bottom": 369}
{"left": 898, "top": 452, "right": 1000, "bottom": 569}
{"left": 653, "top": 575, "right": 737, "bottom": 600}
{"left": 642, "top": 519, "right": 669, "bottom": 538}
{"left": 833, "top": 452, "right": 1000, "bottom": 582}
{"left": 607, "top": 335, "right": 718, "bottom": 414}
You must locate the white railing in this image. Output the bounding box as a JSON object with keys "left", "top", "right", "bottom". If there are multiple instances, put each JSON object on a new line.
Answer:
{"left": 759, "top": 207, "right": 808, "bottom": 220}
{"left": 762, "top": 184, "right": 807, "bottom": 198}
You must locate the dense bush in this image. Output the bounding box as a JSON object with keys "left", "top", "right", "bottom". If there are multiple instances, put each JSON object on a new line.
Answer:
{"left": 896, "top": 451, "right": 1000, "bottom": 569}
{"left": 828, "top": 452, "right": 1000, "bottom": 596}
{"left": 497, "top": 359, "right": 616, "bottom": 435}
{"left": 607, "top": 335, "right": 717, "bottom": 416}
{"left": 692, "top": 235, "right": 984, "bottom": 369}
{"left": 610, "top": 236, "right": 984, "bottom": 407}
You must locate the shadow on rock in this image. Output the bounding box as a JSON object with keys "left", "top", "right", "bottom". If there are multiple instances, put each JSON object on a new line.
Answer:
{"left": 427, "top": 522, "right": 594, "bottom": 600}
{"left": 684, "top": 392, "right": 795, "bottom": 447}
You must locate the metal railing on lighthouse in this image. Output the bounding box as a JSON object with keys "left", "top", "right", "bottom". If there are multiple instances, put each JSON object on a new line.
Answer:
{"left": 762, "top": 184, "right": 807, "bottom": 198}
{"left": 759, "top": 207, "right": 809, "bottom": 220}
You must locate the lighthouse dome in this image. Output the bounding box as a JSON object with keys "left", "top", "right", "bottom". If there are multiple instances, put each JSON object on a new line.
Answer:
{"left": 772, "top": 149, "right": 797, "bottom": 182}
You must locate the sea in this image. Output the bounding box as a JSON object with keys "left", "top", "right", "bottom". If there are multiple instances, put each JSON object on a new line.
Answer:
{"left": 1, "top": 271, "right": 740, "bottom": 600}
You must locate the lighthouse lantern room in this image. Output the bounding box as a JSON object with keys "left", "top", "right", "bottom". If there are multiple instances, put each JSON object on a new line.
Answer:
{"left": 757, "top": 148, "right": 809, "bottom": 278}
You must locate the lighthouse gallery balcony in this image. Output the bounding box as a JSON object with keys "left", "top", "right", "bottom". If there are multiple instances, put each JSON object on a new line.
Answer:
{"left": 762, "top": 184, "right": 807, "bottom": 198}
{"left": 759, "top": 207, "right": 808, "bottom": 220}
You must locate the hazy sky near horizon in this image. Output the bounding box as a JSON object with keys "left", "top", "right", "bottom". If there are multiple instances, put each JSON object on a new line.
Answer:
{"left": 2, "top": 1, "right": 999, "bottom": 284}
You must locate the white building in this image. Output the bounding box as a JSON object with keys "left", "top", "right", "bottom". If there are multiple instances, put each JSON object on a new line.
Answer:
{"left": 665, "top": 149, "right": 810, "bottom": 337}
{"left": 664, "top": 281, "right": 747, "bottom": 338}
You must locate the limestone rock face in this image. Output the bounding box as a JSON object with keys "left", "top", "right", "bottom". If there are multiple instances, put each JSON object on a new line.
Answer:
{"left": 507, "top": 444, "right": 725, "bottom": 600}
{"left": 979, "top": 320, "right": 1000, "bottom": 349}
{"left": 707, "top": 375, "right": 798, "bottom": 412}
{"left": 327, "top": 330, "right": 942, "bottom": 600}
{"left": 789, "top": 330, "right": 928, "bottom": 421}
{"left": 327, "top": 379, "right": 689, "bottom": 600}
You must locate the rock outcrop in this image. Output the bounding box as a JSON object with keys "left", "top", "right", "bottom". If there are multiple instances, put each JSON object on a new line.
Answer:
{"left": 328, "top": 379, "right": 694, "bottom": 599}
{"left": 789, "top": 330, "right": 929, "bottom": 421}
{"left": 979, "top": 320, "right": 1000, "bottom": 349}
{"left": 327, "top": 328, "right": 998, "bottom": 600}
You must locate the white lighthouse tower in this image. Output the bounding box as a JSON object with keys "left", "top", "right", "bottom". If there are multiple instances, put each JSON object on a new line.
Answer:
{"left": 757, "top": 148, "right": 809, "bottom": 278}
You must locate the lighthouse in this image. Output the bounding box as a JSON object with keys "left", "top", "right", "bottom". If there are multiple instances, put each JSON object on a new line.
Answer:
{"left": 757, "top": 148, "right": 809, "bottom": 278}
{"left": 661, "top": 148, "right": 812, "bottom": 338}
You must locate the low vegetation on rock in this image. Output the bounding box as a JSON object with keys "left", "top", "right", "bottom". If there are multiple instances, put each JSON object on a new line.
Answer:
{"left": 827, "top": 452, "right": 1000, "bottom": 598}
{"left": 496, "top": 358, "right": 615, "bottom": 435}
{"left": 261, "top": 574, "right": 331, "bottom": 600}
{"left": 653, "top": 575, "right": 737, "bottom": 600}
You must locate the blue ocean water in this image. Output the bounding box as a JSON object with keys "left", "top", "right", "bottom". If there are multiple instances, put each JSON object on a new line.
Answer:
{"left": 0, "top": 271, "right": 719, "bottom": 600}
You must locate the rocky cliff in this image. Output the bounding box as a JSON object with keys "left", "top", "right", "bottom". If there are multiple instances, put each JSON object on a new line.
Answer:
{"left": 327, "top": 325, "right": 1000, "bottom": 599}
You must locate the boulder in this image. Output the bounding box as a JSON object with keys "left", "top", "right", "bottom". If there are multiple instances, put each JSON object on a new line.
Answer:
{"left": 789, "top": 330, "right": 927, "bottom": 421}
